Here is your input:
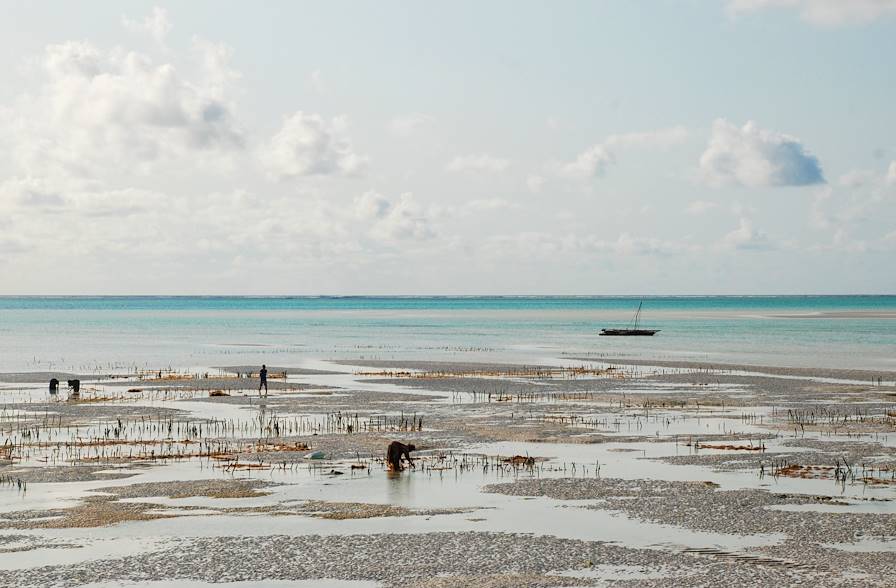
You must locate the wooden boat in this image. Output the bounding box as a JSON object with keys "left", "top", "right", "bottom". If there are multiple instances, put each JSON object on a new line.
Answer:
{"left": 599, "top": 301, "right": 659, "bottom": 336}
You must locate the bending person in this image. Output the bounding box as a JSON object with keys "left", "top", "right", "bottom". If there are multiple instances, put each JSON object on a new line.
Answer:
{"left": 386, "top": 440, "right": 416, "bottom": 472}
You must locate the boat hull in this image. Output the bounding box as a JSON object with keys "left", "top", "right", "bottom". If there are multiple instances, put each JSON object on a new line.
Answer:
{"left": 599, "top": 329, "right": 660, "bottom": 336}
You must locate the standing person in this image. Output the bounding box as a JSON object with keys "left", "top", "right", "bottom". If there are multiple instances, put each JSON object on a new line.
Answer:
{"left": 258, "top": 364, "right": 268, "bottom": 397}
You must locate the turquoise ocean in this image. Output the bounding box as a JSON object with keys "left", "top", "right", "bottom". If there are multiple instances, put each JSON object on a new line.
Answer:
{"left": 0, "top": 296, "right": 894, "bottom": 373}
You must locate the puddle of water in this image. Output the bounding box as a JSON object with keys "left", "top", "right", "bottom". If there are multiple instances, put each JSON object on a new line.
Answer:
{"left": 465, "top": 440, "right": 896, "bottom": 502}
{"left": 2, "top": 359, "right": 894, "bottom": 579}
{"left": 823, "top": 537, "right": 896, "bottom": 553}
{"left": 1, "top": 455, "right": 781, "bottom": 574}
{"left": 0, "top": 536, "right": 174, "bottom": 570}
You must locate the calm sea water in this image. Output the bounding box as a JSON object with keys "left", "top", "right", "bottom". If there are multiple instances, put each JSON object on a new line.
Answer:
{"left": 0, "top": 296, "right": 894, "bottom": 373}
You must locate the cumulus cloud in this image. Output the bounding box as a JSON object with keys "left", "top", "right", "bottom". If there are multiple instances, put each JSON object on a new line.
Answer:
{"left": 809, "top": 176, "right": 888, "bottom": 243}
{"left": 353, "top": 190, "right": 392, "bottom": 220}
{"left": 461, "top": 198, "right": 515, "bottom": 214}
{"left": 727, "top": 0, "right": 896, "bottom": 26}
{"left": 836, "top": 163, "right": 896, "bottom": 197}
{"left": 526, "top": 174, "right": 545, "bottom": 193}
{"left": 4, "top": 39, "right": 243, "bottom": 178}
{"left": 699, "top": 119, "right": 824, "bottom": 187}
{"left": 122, "top": 6, "right": 172, "bottom": 43}
{"left": 263, "top": 112, "right": 367, "bottom": 179}
{"left": 389, "top": 113, "right": 434, "bottom": 136}
{"left": 484, "top": 231, "right": 700, "bottom": 259}
{"left": 830, "top": 229, "right": 868, "bottom": 252}
{"left": 0, "top": 11, "right": 460, "bottom": 290}
{"left": 446, "top": 153, "right": 510, "bottom": 173}
{"left": 192, "top": 36, "right": 242, "bottom": 96}
{"left": 558, "top": 145, "right": 614, "bottom": 179}
{"left": 0, "top": 177, "right": 66, "bottom": 209}
{"left": 838, "top": 169, "right": 878, "bottom": 188}
{"left": 0, "top": 235, "right": 29, "bottom": 255}
{"left": 610, "top": 233, "right": 697, "bottom": 256}
{"left": 355, "top": 191, "right": 435, "bottom": 241}
{"left": 722, "top": 217, "right": 772, "bottom": 250}
{"left": 557, "top": 126, "right": 688, "bottom": 179}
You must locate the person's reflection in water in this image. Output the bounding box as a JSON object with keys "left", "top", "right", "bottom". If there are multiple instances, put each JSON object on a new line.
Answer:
{"left": 256, "top": 400, "right": 267, "bottom": 436}
{"left": 386, "top": 467, "right": 413, "bottom": 505}
{"left": 385, "top": 441, "right": 417, "bottom": 506}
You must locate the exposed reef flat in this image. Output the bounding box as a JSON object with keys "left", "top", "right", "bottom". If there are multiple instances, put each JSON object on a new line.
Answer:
{"left": 2, "top": 357, "right": 894, "bottom": 587}
{"left": 566, "top": 357, "right": 896, "bottom": 384}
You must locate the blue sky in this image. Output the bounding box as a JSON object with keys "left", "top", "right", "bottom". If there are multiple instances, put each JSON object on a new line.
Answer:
{"left": 1, "top": 1, "right": 894, "bottom": 294}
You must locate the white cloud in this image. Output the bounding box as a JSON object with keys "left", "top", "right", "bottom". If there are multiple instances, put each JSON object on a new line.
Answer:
{"left": 263, "top": 112, "right": 367, "bottom": 179}
{"left": 0, "top": 177, "right": 66, "bottom": 209}
{"left": 559, "top": 145, "right": 614, "bottom": 179}
{"left": 122, "top": 6, "right": 172, "bottom": 43}
{"left": 810, "top": 226, "right": 896, "bottom": 253}
{"left": 610, "top": 232, "right": 697, "bottom": 256}
{"left": 887, "top": 161, "right": 896, "bottom": 185}
{"left": 4, "top": 39, "right": 243, "bottom": 178}
{"left": 373, "top": 193, "right": 436, "bottom": 241}
{"left": 686, "top": 200, "right": 718, "bottom": 214}
{"left": 355, "top": 192, "right": 436, "bottom": 242}
{"left": 838, "top": 169, "right": 878, "bottom": 188}
{"left": 728, "top": 0, "right": 896, "bottom": 26}
{"left": 446, "top": 153, "right": 510, "bottom": 173}
{"left": 722, "top": 217, "right": 772, "bottom": 249}
{"left": 484, "top": 231, "right": 700, "bottom": 259}
{"left": 461, "top": 198, "right": 515, "bottom": 214}
{"left": 831, "top": 229, "right": 868, "bottom": 252}
{"left": 557, "top": 126, "right": 688, "bottom": 179}
{"left": 353, "top": 191, "right": 392, "bottom": 220}
{"left": 526, "top": 174, "right": 545, "bottom": 193}
{"left": 0, "top": 237, "right": 28, "bottom": 255}
{"left": 699, "top": 119, "right": 824, "bottom": 187}
{"left": 809, "top": 179, "right": 886, "bottom": 239}
{"left": 192, "top": 36, "right": 241, "bottom": 96}
{"left": 389, "top": 113, "right": 434, "bottom": 136}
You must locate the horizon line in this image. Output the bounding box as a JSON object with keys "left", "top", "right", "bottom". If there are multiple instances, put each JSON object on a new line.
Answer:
{"left": 1, "top": 294, "right": 895, "bottom": 299}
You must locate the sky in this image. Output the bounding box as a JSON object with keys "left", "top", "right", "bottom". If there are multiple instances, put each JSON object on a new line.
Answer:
{"left": 1, "top": 0, "right": 895, "bottom": 295}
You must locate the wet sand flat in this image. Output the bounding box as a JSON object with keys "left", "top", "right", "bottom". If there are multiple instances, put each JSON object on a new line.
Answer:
{"left": 566, "top": 356, "right": 896, "bottom": 383}
{"left": 1, "top": 357, "right": 894, "bottom": 587}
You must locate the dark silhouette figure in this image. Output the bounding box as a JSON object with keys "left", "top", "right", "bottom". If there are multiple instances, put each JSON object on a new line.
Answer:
{"left": 386, "top": 441, "right": 416, "bottom": 471}
{"left": 49, "top": 378, "right": 59, "bottom": 395}
{"left": 258, "top": 365, "right": 268, "bottom": 397}
{"left": 67, "top": 379, "right": 80, "bottom": 399}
